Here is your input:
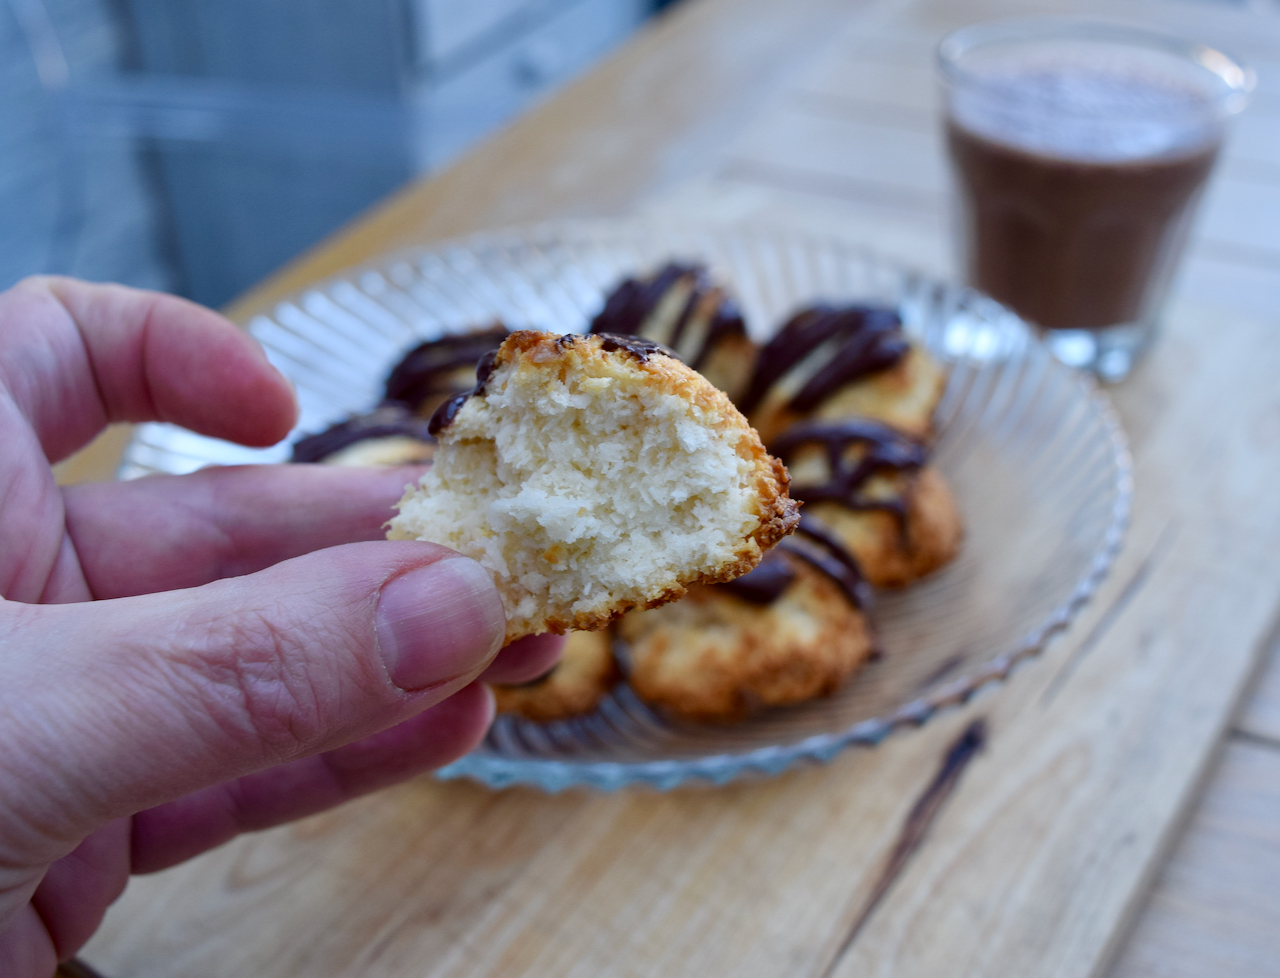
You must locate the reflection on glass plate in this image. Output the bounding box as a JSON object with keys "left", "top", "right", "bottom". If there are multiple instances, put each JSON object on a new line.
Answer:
{"left": 122, "top": 220, "right": 1132, "bottom": 792}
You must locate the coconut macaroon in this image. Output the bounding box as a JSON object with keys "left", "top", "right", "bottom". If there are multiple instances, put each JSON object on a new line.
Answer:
{"left": 291, "top": 403, "right": 436, "bottom": 467}
{"left": 492, "top": 630, "right": 621, "bottom": 722}
{"left": 740, "top": 304, "right": 946, "bottom": 445}
{"left": 589, "top": 262, "right": 757, "bottom": 404}
{"left": 772, "top": 418, "right": 962, "bottom": 588}
{"left": 621, "top": 561, "right": 873, "bottom": 722}
{"left": 621, "top": 519, "right": 875, "bottom": 723}
{"left": 387, "top": 330, "right": 799, "bottom": 641}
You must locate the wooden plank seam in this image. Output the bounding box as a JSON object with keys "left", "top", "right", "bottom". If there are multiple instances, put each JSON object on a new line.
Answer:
{"left": 819, "top": 717, "right": 988, "bottom": 978}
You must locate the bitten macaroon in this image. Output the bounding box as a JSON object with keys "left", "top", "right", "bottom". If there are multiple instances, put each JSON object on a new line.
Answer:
{"left": 388, "top": 330, "right": 799, "bottom": 642}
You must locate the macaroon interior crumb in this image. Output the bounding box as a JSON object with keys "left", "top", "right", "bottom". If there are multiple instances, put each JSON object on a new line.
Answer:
{"left": 388, "top": 342, "right": 767, "bottom": 635}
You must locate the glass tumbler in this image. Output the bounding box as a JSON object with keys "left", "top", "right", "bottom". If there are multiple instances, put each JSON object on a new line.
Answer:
{"left": 938, "top": 19, "right": 1253, "bottom": 381}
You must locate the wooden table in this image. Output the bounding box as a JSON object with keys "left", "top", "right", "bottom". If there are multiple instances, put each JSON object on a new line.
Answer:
{"left": 74, "top": 0, "right": 1280, "bottom": 975}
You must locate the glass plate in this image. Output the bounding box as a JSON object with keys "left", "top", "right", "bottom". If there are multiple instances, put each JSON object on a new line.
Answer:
{"left": 121, "top": 219, "right": 1132, "bottom": 792}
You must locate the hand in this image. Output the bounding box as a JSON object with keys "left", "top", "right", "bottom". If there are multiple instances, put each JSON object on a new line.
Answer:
{"left": 0, "top": 277, "right": 562, "bottom": 976}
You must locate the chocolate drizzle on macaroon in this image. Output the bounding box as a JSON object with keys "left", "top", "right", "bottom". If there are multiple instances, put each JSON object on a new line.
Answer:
{"left": 781, "top": 516, "right": 872, "bottom": 609}
{"left": 590, "top": 263, "right": 690, "bottom": 336}
{"left": 716, "top": 551, "right": 797, "bottom": 605}
{"left": 739, "top": 305, "right": 909, "bottom": 415}
{"left": 590, "top": 262, "right": 747, "bottom": 371}
{"left": 595, "top": 332, "right": 679, "bottom": 363}
{"left": 427, "top": 391, "right": 470, "bottom": 437}
{"left": 426, "top": 347, "right": 501, "bottom": 436}
{"left": 384, "top": 327, "right": 509, "bottom": 416}
{"left": 718, "top": 515, "right": 871, "bottom": 609}
{"left": 290, "top": 402, "right": 437, "bottom": 464}
{"left": 771, "top": 418, "right": 927, "bottom": 526}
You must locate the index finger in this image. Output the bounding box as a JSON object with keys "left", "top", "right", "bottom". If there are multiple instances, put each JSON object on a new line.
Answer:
{"left": 0, "top": 276, "right": 296, "bottom": 464}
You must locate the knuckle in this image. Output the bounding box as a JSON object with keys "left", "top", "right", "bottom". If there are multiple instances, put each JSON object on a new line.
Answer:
{"left": 12, "top": 274, "right": 58, "bottom": 293}
{"left": 169, "top": 605, "right": 360, "bottom": 764}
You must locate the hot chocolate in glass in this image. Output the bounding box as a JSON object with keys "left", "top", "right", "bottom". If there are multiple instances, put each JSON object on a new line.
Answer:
{"left": 938, "top": 21, "right": 1252, "bottom": 381}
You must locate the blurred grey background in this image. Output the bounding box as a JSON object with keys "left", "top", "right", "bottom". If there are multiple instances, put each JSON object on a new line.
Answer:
{"left": 1, "top": 0, "right": 677, "bottom": 307}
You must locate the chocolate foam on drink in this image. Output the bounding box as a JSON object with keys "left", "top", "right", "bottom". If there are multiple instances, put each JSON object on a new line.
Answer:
{"left": 949, "top": 55, "right": 1223, "bottom": 161}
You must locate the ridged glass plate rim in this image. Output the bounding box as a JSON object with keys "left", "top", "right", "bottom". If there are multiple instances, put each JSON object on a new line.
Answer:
{"left": 120, "top": 217, "right": 1133, "bottom": 793}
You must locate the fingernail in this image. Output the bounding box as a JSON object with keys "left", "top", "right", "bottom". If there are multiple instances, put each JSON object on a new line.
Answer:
{"left": 376, "top": 558, "right": 506, "bottom": 691}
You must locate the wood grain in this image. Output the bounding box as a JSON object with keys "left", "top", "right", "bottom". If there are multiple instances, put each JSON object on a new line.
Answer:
{"left": 1108, "top": 740, "right": 1280, "bottom": 978}
{"left": 1238, "top": 643, "right": 1280, "bottom": 746}
{"left": 1110, "top": 621, "right": 1280, "bottom": 978}
{"left": 67, "top": 0, "right": 1280, "bottom": 975}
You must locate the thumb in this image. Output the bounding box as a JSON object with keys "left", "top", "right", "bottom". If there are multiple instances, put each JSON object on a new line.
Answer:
{"left": 0, "top": 542, "right": 504, "bottom": 860}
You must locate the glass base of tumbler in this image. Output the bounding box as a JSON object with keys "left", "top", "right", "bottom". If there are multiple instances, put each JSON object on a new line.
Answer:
{"left": 1042, "top": 321, "right": 1153, "bottom": 383}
